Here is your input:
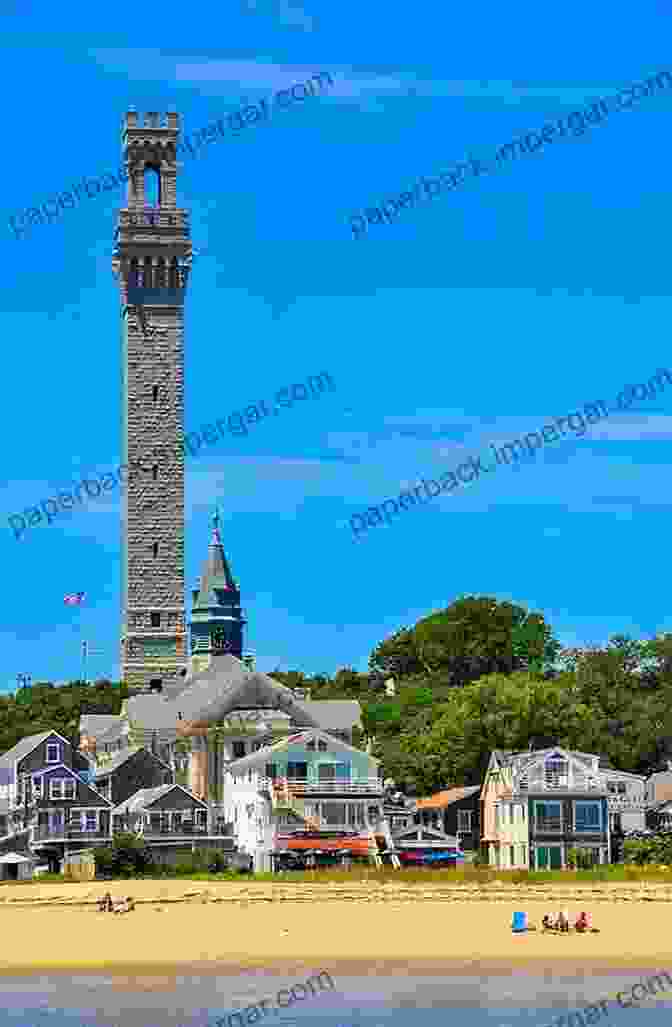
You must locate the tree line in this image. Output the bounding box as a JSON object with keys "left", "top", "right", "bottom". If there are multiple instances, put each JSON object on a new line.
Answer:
{"left": 6, "top": 596, "right": 672, "bottom": 799}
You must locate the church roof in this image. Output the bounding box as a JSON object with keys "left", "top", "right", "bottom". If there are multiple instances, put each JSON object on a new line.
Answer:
{"left": 79, "top": 715, "right": 124, "bottom": 740}
{"left": 175, "top": 654, "right": 322, "bottom": 729}
{"left": 294, "top": 700, "right": 362, "bottom": 732}
{"left": 123, "top": 655, "right": 328, "bottom": 736}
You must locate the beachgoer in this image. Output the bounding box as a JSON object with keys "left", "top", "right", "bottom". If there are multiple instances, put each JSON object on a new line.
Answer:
{"left": 97, "top": 891, "right": 113, "bottom": 912}
{"left": 542, "top": 913, "right": 555, "bottom": 930}
{"left": 575, "top": 911, "right": 589, "bottom": 933}
{"left": 557, "top": 910, "right": 570, "bottom": 932}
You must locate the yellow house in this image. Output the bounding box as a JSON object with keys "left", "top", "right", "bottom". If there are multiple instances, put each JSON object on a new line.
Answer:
{"left": 480, "top": 752, "right": 529, "bottom": 868}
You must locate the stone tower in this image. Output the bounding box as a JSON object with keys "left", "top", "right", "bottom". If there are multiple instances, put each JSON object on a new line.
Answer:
{"left": 190, "top": 511, "right": 246, "bottom": 676}
{"left": 112, "top": 108, "right": 192, "bottom": 695}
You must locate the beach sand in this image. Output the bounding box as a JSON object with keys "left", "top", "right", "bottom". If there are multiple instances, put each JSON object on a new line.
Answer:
{"left": 0, "top": 880, "right": 672, "bottom": 975}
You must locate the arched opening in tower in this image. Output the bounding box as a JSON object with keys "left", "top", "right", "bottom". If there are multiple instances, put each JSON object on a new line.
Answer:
{"left": 144, "top": 164, "right": 161, "bottom": 208}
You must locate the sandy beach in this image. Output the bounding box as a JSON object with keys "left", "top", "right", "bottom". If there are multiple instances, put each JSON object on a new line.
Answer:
{"left": 0, "top": 880, "right": 672, "bottom": 975}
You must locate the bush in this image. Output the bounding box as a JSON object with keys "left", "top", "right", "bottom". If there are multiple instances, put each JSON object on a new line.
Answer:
{"left": 567, "top": 847, "right": 596, "bottom": 869}
{"left": 94, "top": 833, "right": 155, "bottom": 878}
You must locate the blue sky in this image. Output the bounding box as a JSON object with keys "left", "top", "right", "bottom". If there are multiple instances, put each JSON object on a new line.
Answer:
{"left": 1, "top": 1, "right": 671, "bottom": 690}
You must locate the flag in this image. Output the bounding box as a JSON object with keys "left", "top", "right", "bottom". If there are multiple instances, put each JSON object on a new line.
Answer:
{"left": 64, "top": 592, "right": 86, "bottom": 605}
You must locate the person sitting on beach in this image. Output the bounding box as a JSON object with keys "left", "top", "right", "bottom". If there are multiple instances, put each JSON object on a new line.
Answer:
{"left": 542, "top": 913, "right": 555, "bottom": 930}
{"left": 556, "top": 910, "right": 570, "bottom": 932}
{"left": 97, "top": 892, "right": 113, "bottom": 913}
{"left": 575, "top": 911, "right": 589, "bottom": 933}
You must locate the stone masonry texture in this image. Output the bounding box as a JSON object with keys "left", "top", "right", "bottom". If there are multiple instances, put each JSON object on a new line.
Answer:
{"left": 113, "top": 109, "right": 192, "bottom": 694}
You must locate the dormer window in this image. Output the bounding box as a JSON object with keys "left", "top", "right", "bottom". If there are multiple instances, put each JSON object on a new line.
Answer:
{"left": 318, "top": 740, "right": 327, "bottom": 752}
{"left": 46, "top": 743, "right": 60, "bottom": 763}
{"left": 306, "top": 740, "right": 316, "bottom": 751}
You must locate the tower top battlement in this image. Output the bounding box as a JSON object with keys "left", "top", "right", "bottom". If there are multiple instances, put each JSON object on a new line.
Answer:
{"left": 123, "top": 108, "right": 180, "bottom": 133}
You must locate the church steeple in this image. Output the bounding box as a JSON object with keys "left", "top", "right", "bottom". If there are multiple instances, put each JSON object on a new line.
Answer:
{"left": 189, "top": 509, "right": 246, "bottom": 674}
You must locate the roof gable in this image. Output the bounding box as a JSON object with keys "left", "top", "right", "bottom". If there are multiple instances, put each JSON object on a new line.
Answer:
{"left": 226, "top": 728, "right": 379, "bottom": 773}
{"left": 112, "top": 783, "right": 207, "bottom": 815}
{"left": 35, "top": 764, "right": 112, "bottom": 806}
{"left": 392, "top": 824, "right": 458, "bottom": 843}
{"left": 95, "top": 746, "right": 170, "bottom": 778}
{"left": 0, "top": 730, "right": 70, "bottom": 770}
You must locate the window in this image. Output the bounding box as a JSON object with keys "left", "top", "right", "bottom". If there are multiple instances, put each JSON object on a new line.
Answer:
{"left": 534, "top": 800, "right": 562, "bottom": 832}
{"left": 144, "top": 164, "right": 161, "bottom": 207}
{"left": 510, "top": 845, "right": 515, "bottom": 866}
{"left": 32, "top": 776, "right": 42, "bottom": 797}
{"left": 348, "top": 803, "right": 365, "bottom": 827}
{"left": 152, "top": 385, "right": 159, "bottom": 402}
{"left": 322, "top": 802, "right": 347, "bottom": 826}
{"left": 287, "top": 762, "right": 307, "bottom": 780}
{"left": 149, "top": 679, "right": 162, "bottom": 694}
{"left": 49, "top": 778, "right": 75, "bottom": 800}
{"left": 46, "top": 743, "right": 60, "bottom": 763}
{"left": 545, "top": 757, "right": 569, "bottom": 787}
{"left": 152, "top": 464, "right": 159, "bottom": 481}
{"left": 457, "top": 810, "right": 472, "bottom": 833}
{"left": 232, "top": 742, "right": 246, "bottom": 759}
{"left": 265, "top": 763, "right": 277, "bottom": 779}
{"left": 151, "top": 612, "right": 161, "bottom": 628}
{"left": 152, "top": 542, "right": 159, "bottom": 558}
{"left": 574, "top": 801, "right": 601, "bottom": 832}
{"left": 608, "top": 782, "right": 616, "bottom": 794}
{"left": 318, "top": 740, "right": 328, "bottom": 752}
{"left": 617, "top": 782, "right": 627, "bottom": 794}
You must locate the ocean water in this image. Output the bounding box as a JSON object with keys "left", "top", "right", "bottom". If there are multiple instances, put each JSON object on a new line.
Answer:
{"left": 0, "top": 970, "right": 670, "bottom": 1027}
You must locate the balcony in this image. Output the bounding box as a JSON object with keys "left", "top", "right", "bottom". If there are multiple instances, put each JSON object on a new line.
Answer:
{"left": 519, "top": 777, "right": 603, "bottom": 792}
{"left": 607, "top": 795, "right": 648, "bottom": 810}
{"left": 534, "top": 817, "right": 563, "bottom": 833}
{"left": 140, "top": 823, "right": 209, "bottom": 837}
{"left": 32, "top": 826, "right": 110, "bottom": 842}
{"left": 260, "top": 777, "right": 383, "bottom": 795}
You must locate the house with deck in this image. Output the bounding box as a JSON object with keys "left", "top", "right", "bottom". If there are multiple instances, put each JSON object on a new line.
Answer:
{"left": 110, "top": 783, "right": 234, "bottom": 864}
{"left": 481, "top": 748, "right": 612, "bottom": 869}
{"left": 221, "top": 728, "right": 386, "bottom": 871}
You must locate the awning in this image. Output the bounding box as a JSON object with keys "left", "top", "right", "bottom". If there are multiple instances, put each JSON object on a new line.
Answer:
{"left": 284, "top": 837, "right": 370, "bottom": 854}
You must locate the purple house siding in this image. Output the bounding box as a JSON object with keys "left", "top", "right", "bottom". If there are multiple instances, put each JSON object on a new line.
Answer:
{"left": 0, "top": 769, "right": 13, "bottom": 785}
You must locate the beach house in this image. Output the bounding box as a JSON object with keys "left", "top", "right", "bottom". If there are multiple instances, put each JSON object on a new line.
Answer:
{"left": 481, "top": 748, "right": 611, "bottom": 869}
{"left": 222, "top": 728, "right": 385, "bottom": 871}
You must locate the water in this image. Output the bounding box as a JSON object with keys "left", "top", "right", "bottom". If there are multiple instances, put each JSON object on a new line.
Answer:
{"left": 0, "top": 970, "right": 670, "bottom": 1027}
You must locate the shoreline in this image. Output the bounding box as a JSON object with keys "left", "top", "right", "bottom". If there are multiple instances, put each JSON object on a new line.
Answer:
{"left": 0, "top": 958, "right": 670, "bottom": 979}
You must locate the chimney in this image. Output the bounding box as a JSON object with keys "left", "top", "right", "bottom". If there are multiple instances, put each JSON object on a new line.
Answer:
{"left": 188, "top": 736, "right": 209, "bottom": 799}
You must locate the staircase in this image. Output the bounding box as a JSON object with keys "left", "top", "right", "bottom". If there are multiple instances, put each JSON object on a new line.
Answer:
{"left": 270, "top": 779, "right": 313, "bottom": 825}
{"left": 380, "top": 817, "right": 401, "bottom": 869}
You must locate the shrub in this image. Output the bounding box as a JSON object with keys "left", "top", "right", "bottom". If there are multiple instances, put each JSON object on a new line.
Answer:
{"left": 94, "top": 833, "right": 155, "bottom": 878}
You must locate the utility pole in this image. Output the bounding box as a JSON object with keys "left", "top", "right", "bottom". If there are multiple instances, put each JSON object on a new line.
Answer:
{"left": 81, "top": 642, "right": 104, "bottom": 685}
{"left": 16, "top": 673, "right": 31, "bottom": 704}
